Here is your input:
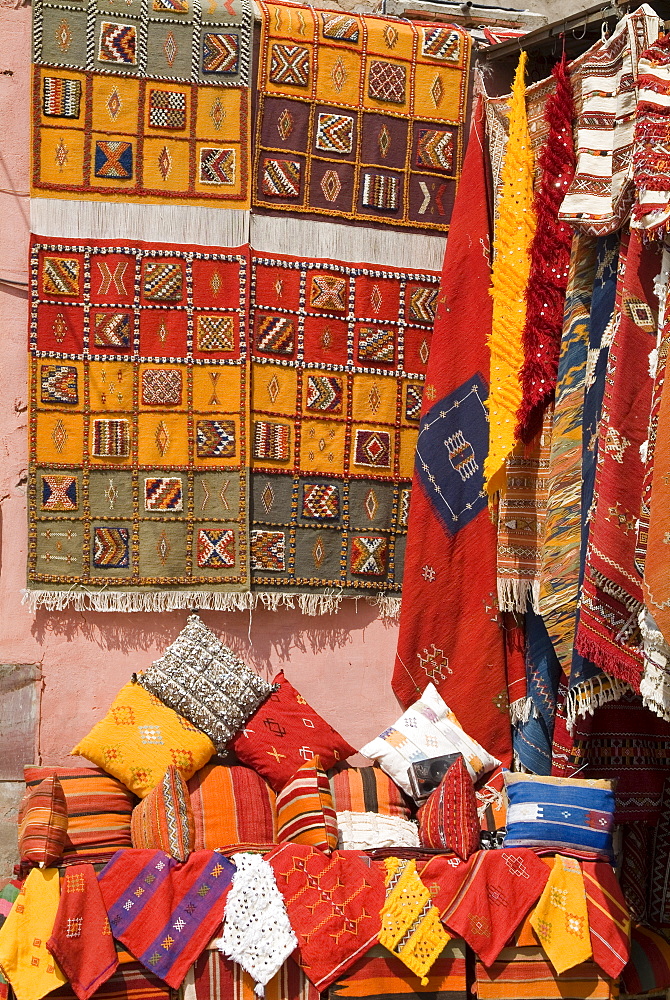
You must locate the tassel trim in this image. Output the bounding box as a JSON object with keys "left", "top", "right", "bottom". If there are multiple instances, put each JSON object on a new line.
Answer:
{"left": 509, "top": 696, "right": 538, "bottom": 726}
{"left": 22, "top": 588, "right": 400, "bottom": 617}
{"left": 565, "top": 673, "right": 630, "bottom": 731}
{"left": 497, "top": 576, "right": 540, "bottom": 614}
{"left": 574, "top": 630, "right": 643, "bottom": 690}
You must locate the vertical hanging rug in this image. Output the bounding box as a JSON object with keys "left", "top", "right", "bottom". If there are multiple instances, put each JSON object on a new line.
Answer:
{"left": 24, "top": 238, "right": 432, "bottom": 614}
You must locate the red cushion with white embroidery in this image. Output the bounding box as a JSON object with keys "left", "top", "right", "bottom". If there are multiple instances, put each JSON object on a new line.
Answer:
{"left": 230, "top": 672, "right": 355, "bottom": 792}
{"left": 417, "top": 756, "right": 481, "bottom": 860}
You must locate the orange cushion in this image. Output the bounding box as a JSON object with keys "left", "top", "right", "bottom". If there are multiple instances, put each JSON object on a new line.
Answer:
{"left": 131, "top": 766, "right": 195, "bottom": 861}
{"left": 187, "top": 762, "right": 277, "bottom": 849}
{"left": 18, "top": 776, "right": 68, "bottom": 866}
{"left": 23, "top": 765, "right": 135, "bottom": 859}
{"left": 328, "top": 764, "right": 414, "bottom": 819}
{"left": 276, "top": 755, "right": 337, "bottom": 852}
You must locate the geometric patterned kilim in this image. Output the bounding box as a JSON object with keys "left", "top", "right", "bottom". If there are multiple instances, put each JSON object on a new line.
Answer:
{"left": 249, "top": 251, "right": 439, "bottom": 599}
{"left": 28, "top": 236, "right": 251, "bottom": 607}
{"left": 27, "top": 238, "right": 437, "bottom": 609}
{"left": 32, "top": 0, "right": 252, "bottom": 87}
{"left": 253, "top": 1, "right": 471, "bottom": 233}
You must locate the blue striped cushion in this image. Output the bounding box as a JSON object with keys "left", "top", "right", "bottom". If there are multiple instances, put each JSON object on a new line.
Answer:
{"left": 503, "top": 773, "right": 615, "bottom": 858}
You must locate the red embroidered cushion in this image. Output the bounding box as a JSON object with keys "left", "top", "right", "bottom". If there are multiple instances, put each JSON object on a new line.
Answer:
{"left": 187, "top": 762, "right": 277, "bottom": 849}
{"left": 18, "top": 776, "right": 68, "bottom": 866}
{"left": 417, "top": 756, "right": 480, "bottom": 859}
{"left": 276, "top": 756, "right": 337, "bottom": 852}
{"left": 328, "top": 764, "right": 414, "bottom": 820}
{"left": 131, "top": 766, "right": 195, "bottom": 861}
{"left": 23, "top": 766, "right": 135, "bottom": 860}
{"left": 230, "top": 672, "right": 355, "bottom": 792}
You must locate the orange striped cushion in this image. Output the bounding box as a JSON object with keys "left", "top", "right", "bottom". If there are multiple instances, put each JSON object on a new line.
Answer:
{"left": 131, "top": 766, "right": 195, "bottom": 861}
{"left": 24, "top": 766, "right": 135, "bottom": 859}
{"left": 329, "top": 764, "right": 414, "bottom": 820}
{"left": 276, "top": 755, "right": 337, "bottom": 852}
{"left": 187, "top": 763, "right": 277, "bottom": 849}
{"left": 18, "top": 776, "right": 68, "bottom": 866}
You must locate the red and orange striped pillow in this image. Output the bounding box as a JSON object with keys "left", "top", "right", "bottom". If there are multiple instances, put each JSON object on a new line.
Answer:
{"left": 276, "top": 755, "right": 337, "bottom": 852}
{"left": 329, "top": 764, "right": 414, "bottom": 820}
{"left": 24, "top": 766, "right": 135, "bottom": 860}
{"left": 188, "top": 762, "right": 277, "bottom": 849}
{"left": 131, "top": 766, "right": 195, "bottom": 861}
{"left": 18, "top": 776, "right": 68, "bottom": 866}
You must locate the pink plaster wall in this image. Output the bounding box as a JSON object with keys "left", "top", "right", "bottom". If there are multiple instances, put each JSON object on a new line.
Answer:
{"left": 0, "top": 5, "right": 402, "bottom": 767}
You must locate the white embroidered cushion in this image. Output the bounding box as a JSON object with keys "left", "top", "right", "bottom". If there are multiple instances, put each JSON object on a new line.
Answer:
{"left": 336, "top": 811, "right": 419, "bottom": 851}
{"left": 359, "top": 683, "right": 500, "bottom": 797}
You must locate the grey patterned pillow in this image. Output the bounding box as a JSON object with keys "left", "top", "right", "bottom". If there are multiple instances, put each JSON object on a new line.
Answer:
{"left": 138, "top": 615, "right": 274, "bottom": 747}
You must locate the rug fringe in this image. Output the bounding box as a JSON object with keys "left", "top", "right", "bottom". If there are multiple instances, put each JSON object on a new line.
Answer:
{"left": 22, "top": 588, "right": 401, "bottom": 618}
{"left": 31, "top": 199, "right": 251, "bottom": 248}
{"left": 509, "top": 696, "right": 537, "bottom": 726}
{"left": 639, "top": 610, "right": 670, "bottom": 722}
{"left": 497, "top": 576, "right": 539, "bottom": 613}
{"left": 565, "top": 673, "right": 630, "bottom": 731}
{"left": 250, "top": 214, "right": 446, "bottom": 272}
{"left": 574, "top": 629, "right": 643, "bottom": 689}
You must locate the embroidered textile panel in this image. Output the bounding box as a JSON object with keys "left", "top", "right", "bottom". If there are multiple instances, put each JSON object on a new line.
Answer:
{"left": 32, "top": 67, "right": 250, "bottom": 206}
{"left": 248, "top": 251, "right": 438, "bottom": 595}
{"left": 32, "top": 0, "right": 252, "bottom": 86}
{"left": 252, "top": 1, "right": 471, "bottom": 233}
{"left": 27, "top": 236, "right": 250, "bottom": 599}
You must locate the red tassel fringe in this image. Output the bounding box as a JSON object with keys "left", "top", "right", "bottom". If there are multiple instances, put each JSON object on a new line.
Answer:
{"left": 516, "top": 55, "right": 577, "bottom": 444}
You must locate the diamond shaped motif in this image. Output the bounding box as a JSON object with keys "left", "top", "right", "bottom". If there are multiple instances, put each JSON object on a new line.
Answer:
{"left": 261, "top": 482, "right": 275, "bottom": 513}
{"left": 210, "top": 97, "right": 225, "bottom": 130}
{"left": 321, "top": 169, "right": 341, "bottom": 203}
{"left": 368, "top": 384, "right": 381, "bottom": 413}
{"left": 52, "top": 419, "right": 68, "bottom": 453}
{"left": 312, "top": 535, "right": 325, "bottom": 568}
{"left": 155, "top": 420, "right": 170, "bottom": 456}
{"left": 331, "top": 57, "right": 347, "bottom": 92}
{"left": 56, "top": 19, "right": 72, "bottom": 52}
{"left": 378, "top": 125, "right": 391, "bottom": 159}
{"left": 419, "top": 339, "right": 430, "bottom": 364}
{"left": 278, "top": 108, "right": 294, "bottom": 140}
{"left": 364, "top": 488, "right": 378, "bottom": 520}
{"left": 157, "top": 146, "right": 171, "bottom": 180}
{"left": 431, "top": 74, "right": 444, "bottom": 107}
{"left": 106, "top": 87, "right": 122, "bottom": 121}
{"left": 164, "top": 31, "right": 177, "bottom": 66}
{"left": 267, "top": 374, "right": 280, "bottom": 403}
{"left": 370, "top": 284, "right": 383, "bottom": 313}
{"left": 384, "top": 24, "right": 398, "bottom": 47}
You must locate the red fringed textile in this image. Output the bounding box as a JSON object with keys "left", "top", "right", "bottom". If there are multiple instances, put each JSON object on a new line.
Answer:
{"left": 47, "top": 864, "right": 118, "bottom": 1000}
{"left": 582, "top": 861, "right": 630, "bottom": 978}
{"left": 392, "top": 95, "right": 513, "bottom": 768}
{"left": 516, "top": 56, "right": 576, "bottom": 443}
{"left": 421, "top": 849, "right": 550, "bottom": 966}
{"left": 576, "top": 232, "right": 661, "bottom": 687}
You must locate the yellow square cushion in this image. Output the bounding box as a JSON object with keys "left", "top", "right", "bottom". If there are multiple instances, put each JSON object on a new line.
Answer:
{"left": 71, "top": 680, "right": 215, "bottom": 798}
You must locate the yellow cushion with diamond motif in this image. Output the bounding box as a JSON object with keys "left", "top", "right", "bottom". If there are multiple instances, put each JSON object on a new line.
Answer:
{"left": 71, "top": 680, "right": 215, "bottom": 798}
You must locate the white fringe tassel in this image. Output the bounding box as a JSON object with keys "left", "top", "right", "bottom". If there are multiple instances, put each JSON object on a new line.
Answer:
{"left": 31, "top": 199, "right": 251, "bottom": 248}
{"left": 509, "top": 696, "right": 537, "bottom": 726}
{"left": 21, "top": 588, "right": 401, "bottom": 618}
{"left": 250, "top": 214, "right": 446, "bottom": 272}
{"left": 497, "top": 577, "right": 540, "bottom": 614}
{"left": 565, "top": 673, "right": 630, "bottom": 732}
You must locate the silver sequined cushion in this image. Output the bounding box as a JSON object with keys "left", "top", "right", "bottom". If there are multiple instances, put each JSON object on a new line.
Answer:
{"left": 138, "top": 615, "right": 274, "bottom": 747}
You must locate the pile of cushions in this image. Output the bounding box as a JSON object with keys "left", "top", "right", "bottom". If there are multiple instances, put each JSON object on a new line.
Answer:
{"left": 17, "top": 615, "right": 616, "bottom": 870}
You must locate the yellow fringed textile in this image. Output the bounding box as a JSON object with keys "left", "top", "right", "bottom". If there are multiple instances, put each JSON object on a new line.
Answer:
{"left": 379, "top": 857, "right": 451, "bottom": 985}
{"left": 0, "top": 868, "right": 66, "bottom": 1000}
{"left": 485, "top": 50, "right": 536, "bottom": 496}
{"left": 530, "top": 855, "right": 592, "bottom": 974}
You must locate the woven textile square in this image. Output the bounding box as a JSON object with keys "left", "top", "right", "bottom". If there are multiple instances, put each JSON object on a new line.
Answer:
{"left": 33, "top": 0, "right": 252, "bottom": 86}
{"left": 32, "top": 65, "right": 250, "bottom": 207}
{"left": 27, "top": 236, "right": 251, "bottom": 609}
{"left": 253, "top": 1, "right": 471, "bottom": 232}
{"left": 248, "top": 251, "right": 437, "bottom": 598}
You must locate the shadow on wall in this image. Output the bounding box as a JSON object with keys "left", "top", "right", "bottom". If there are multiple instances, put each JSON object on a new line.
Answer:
{"left": 31, "top": 602, "right": 393, "bottom": 674}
